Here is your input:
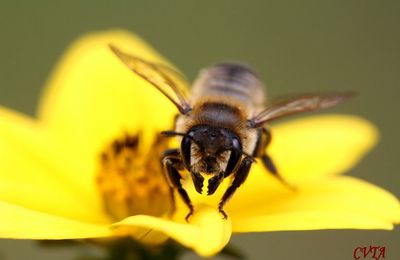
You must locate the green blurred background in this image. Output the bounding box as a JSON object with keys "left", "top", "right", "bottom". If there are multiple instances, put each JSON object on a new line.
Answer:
{"left": 0, "top": 0, "right": 398, "bottom": 259}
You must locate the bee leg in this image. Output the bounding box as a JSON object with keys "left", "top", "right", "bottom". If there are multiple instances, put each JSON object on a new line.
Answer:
{"left": 261, "top": 154, "right": 296, "bottom": 191}
{"left": 218, "top": 156, "right": 253, "bottom": 219}
{"left": 260, "top": 128, "right": 296, "bottom": 191}
{"left": 162, "top": 152, "right": 194, "bottom": 222}
{"left": 160, "top": 149, "right": 181, "bottom": 216}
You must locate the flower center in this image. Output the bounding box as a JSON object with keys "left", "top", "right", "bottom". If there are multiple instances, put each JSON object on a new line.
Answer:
{"left": 96, "top": 134, "right": 174, "bottom": 221}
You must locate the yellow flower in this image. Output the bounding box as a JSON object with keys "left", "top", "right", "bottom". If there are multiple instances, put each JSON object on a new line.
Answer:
{"left": 0, "top": 30, "right": 398, "bottom": 257}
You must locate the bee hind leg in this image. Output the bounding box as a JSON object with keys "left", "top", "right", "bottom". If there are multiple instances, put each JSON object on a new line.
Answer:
{"left": 259, "top": 128, "right": 296, "bottom": 191}
{"left": 260, "top": 154, "right": 296, "bottom": 191}
{"left": 162, "top": 150, "right": 194, "bottom": 222}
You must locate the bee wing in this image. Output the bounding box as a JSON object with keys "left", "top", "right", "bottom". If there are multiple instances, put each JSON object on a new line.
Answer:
{"left": 110, "top": 45, "right": 191, "bottom": 114}
{"left": 248, "top": 92, "right": 354, "bottom": 128}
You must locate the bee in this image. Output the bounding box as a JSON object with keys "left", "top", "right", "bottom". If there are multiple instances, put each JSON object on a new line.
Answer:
{"left": 110, "top": 45, "right": 353, "bottom": 221}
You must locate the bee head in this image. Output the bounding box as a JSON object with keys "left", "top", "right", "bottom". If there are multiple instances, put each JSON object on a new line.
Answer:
{"left": 181, "top": 125, "right": 243, "bottom": 194}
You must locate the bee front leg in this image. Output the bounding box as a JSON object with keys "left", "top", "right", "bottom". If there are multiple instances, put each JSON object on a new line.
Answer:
{"left": 162, "top": 151, "right": 194, "bottom": 222}
{"left": 218, "top": 156, "right": 253, "bottom": 219}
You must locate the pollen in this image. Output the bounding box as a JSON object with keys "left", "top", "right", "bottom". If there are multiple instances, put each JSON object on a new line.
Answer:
{"left": 96, "top": 134, "right": 174, "bottom": 221}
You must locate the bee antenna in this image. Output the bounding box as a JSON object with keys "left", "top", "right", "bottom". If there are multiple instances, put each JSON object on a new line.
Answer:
{"left": 161, "top": 130, "right": 193, "bottom": 139}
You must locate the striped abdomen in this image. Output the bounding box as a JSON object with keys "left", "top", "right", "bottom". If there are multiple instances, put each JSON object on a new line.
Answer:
{"left": 190, "top": 62, "right": 267, "bottom": 116}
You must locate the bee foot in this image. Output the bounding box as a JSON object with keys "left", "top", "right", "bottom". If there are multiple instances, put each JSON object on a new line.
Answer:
{"left": 185, "top": 210, "right": 194, "bottom": 223}
{"left": 218, "top": 208, "right": 228, "bottom": 220}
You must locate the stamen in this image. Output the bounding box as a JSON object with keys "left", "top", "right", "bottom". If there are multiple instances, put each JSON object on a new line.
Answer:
{"left": 96, "top": 134, "right": 174, "bottom": 221}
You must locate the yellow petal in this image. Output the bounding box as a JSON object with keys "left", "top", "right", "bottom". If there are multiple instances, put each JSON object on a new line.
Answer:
{"left": 37, "top": 30, "right": 178, "bottom": 191}
{"left": 0, "top": 201, "right": 112, "bottom": 239}
{"left": 113, "top": 205, "right": 232, "bottom": 257}
{"left": 0, "top": 107, "right": 110, "bottom": 224}
{"left": 269, "top": 115, "right": 378, "bottom": 183}
{"left": 229, "top": 176, "right": 400, "bottom": 232}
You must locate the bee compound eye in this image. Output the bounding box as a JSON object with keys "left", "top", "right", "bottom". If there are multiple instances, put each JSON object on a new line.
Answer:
{"left": 225, "top": 148, "right": 241, "bottom": 176}
{"left": 181, "top": 135, "right": 192, "bottom": 168}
